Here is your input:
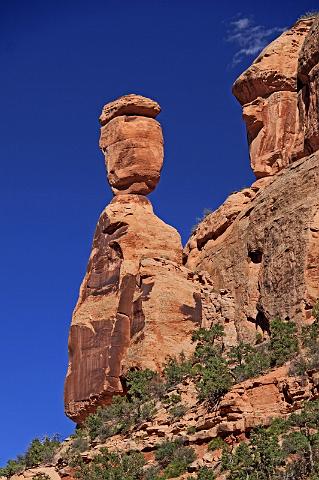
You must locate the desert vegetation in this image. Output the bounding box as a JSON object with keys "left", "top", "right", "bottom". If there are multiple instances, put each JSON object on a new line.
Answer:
{"left": 1, "top": 309, "right": 319, "bottom": 479}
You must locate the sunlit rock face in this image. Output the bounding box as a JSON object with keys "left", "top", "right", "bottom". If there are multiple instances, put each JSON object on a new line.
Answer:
{"left": 298, "top": 17, "right": 319, "bottom": 156}
{"left": 65, "top": 19, "right": 319, "bottom": 424}
{"left": 233, "top": 18, "right": 313, "bottom": 178}
{"left": 65, "top": 97, "right": 202, "bottom": 423}
{"left": 184, "top": 18, "right": 319, "bottom": 344}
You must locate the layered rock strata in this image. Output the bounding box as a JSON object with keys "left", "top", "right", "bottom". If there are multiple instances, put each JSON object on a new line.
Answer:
{"left": 16, "top": 367, "right": 319, "bottom": 480}
{"left": 65, "top": 96, "right": 201, "bottom": 423}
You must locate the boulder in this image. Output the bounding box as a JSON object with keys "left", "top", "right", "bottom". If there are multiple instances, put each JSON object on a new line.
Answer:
{"left": 184, "top": 152, "right": 319, "bottom": 343}
{"left": 100, "top": 115, "right": 163, "bottom": 195}
{"left": 99, "top": 94, "right": 161, "bottom": 126}
{"left": 233, "top": 18, "right": 313, "bottom": 177}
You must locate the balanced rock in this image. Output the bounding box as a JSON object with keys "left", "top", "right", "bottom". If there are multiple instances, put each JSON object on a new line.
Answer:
{"left": 65, "top": 99, "right": 201, "bottom": 422}
{"left": 233, "top": 18, "right": 313, "bottom": 178}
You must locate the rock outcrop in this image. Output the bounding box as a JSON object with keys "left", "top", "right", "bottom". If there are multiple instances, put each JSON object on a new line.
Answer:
{"left": 184, "top": 17, "right": 319, "bottom": 344}
{"left": 233, "top": 18, "right": 313, "bottom": 178}
{"left": 99, "top": 94, "right": 163, "bottom": 195}
{"left": 65, "top": 96, "right": 201, "bottom": 423}
{"left": 298, "top": 17, "right": 319, "bottom": 156}
{"left": 65, "top": 15, "right": 319, "bottom": 430}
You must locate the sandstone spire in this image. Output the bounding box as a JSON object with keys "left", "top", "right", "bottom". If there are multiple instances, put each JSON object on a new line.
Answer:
{"left": 64, "top": 95, "right": 202, "bottom": 423}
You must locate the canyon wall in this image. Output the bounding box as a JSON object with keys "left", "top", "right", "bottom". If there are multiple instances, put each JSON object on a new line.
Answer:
{"left": 184, "top": 16, "right": 319, "bottom": 344}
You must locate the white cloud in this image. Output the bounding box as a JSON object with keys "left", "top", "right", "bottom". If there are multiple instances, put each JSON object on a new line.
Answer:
{"left": 226, "top": 16, "right": 285, "bottom": 66}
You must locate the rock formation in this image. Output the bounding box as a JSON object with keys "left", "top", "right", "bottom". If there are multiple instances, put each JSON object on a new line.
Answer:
{"left": 99, "top": 94, "right": 163, "bottom": 195}
{"left": 233, "top": 18, "right": 313, "bottom": 177}
{"left": 184, "top": 16, "right": 319, "bottom": 344}
{"left": 65, "top": 15, "right": 319, "bottom": 429}
{"left": 65, "top": 95, "right": 202, "bottom": 423}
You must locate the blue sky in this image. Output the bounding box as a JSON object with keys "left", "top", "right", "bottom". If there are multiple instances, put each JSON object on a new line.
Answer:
{"left": 0, "top": 0, "right": 316, "bottom": 465}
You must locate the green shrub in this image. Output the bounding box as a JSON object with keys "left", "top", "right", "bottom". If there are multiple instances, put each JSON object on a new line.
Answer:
{"left": 192, "top": 325, "right": 232, "bottom": 405}
{"left": 24, "top": 436, "right": 60, "bottom": 467}
{"left": 155, "top": 439, "right": 183, "bottom": 468}
{"left": 196, "top": 466, "right": 216, "bottom": 480}
{"left": 302, "top": 319, "right": 319, "bottom": 354}
{"left": 222, "top": 428, "right": 282, "bottom": 480}
{"left": 221, "top": 442, "right": 255, "bottom": 479}
{"left": 155, "top": 439, "right": 196, "bottom": 476}
{"left": 220, "top": 401, "right": 319, "bottom": 479}
{"left": 163, "top": 393, "right": 181, "bottom": 405}
{"left": 71, "top": 434, "right": 89, "bottom": 453}
{"left": 127, "top": 369, "right": 165, "bottom": 401}
{"left": 168, "top": 403, "right": 187, "bottom": 421}
{"left": 0, "top": 435, "right": 60, "bottom": 478}
{"left": 289, "top": 400, "right": 319, "bottom": 429}
{"left": 230, "top": 342, "right": 270, "bottom": 382}
{"left": 192, "top": 325, "right": 225, "bottom": 347}
{"left": 267, "top": 417, "right": 290, "bottom": 436}
{"left": 282, "top": 431, "right": 310, "bottom": 455}
{"left": 83, "top": 395, "right": 156, "bottom": 441}
{"left": 0, "top": 457, "right": 26, "bottom": 477}
{"left": 208, "top": 437, "right": 226, "bottom": 451}
{"left": 289, "top": 318, "right": 319, "bottom": 377}
{"left": 187, "top": 426, "right": 196, "bottom": 435}
{"left": 164, "top": 352, "right": 193, "bottom": 387}
{"left": 143, "top": 464, "right": 162, "bottom": 480}
{"left": 75, "top": 448, "right": 145, "bottom": 480}
{"left": 270, "top": 318, "right": 298, "bottom": 366}
{"left": 195, "top": 349, "right": 232, "bottom": 405}
{"left": 163, "top": 445, "right": 196, "bottom": 478}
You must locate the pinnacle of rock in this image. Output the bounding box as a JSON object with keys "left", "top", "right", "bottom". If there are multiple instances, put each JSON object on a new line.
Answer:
{"left": 99, "top": 94, "right": 164, "bottom": 195}
{"left": 232, "top": 18, "right": 314, "bottom": 178}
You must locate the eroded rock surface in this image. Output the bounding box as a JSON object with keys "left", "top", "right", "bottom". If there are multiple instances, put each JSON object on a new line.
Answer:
{"left": 233, "top": 18, "right": 313, "bottom": 178}
{"left": 100, "top": 114, "right": 163, "bottom": 195}
{"left": 65, "top": 18, "right": 319, "bottom": 428}
{"left": 99, "top": 94, "right": 161, "bottom": 126}
{"left": 65, "top": 99, "right": 201, "bottom": 421}
{"left": 184, "top": 18, "right": 319, "bottom": 343}
{"left": 185, "top": 152, "right": 319, "bottom": 343}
